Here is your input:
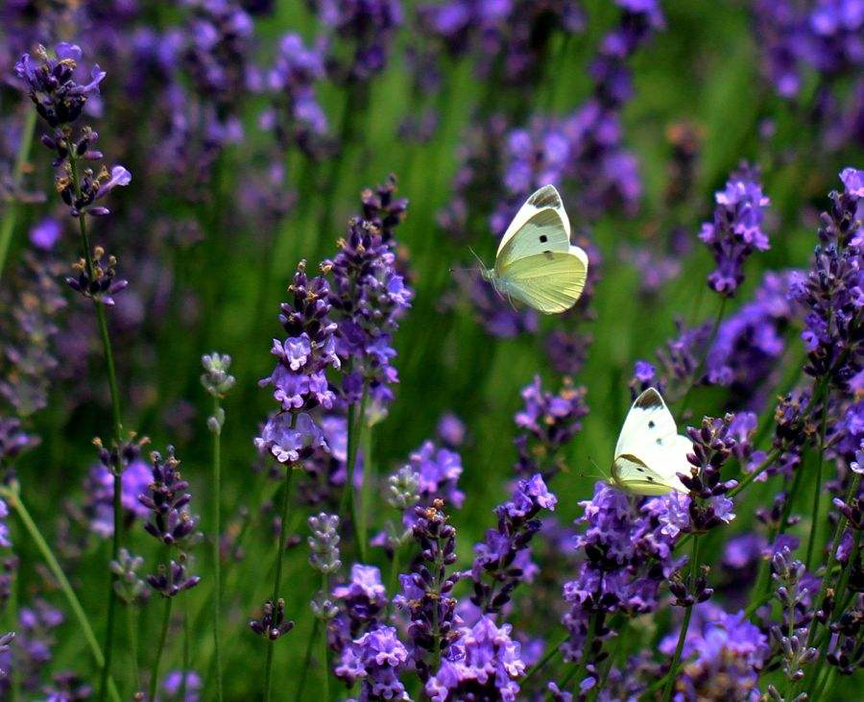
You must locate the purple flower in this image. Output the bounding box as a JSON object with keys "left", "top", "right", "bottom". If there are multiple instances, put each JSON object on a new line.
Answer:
{"left": 86, "top": 458, "right": 152, "bottom": 538}
{"left": 326, "top": 179, "right": 413, "bottom": 408}
{"left": 401, "top": 441, "right": 464, "bottom": 520}
{"left": 659, "top": 602, "right": 769, "bottom": 699}
{"left": 314, "top": 0, "right": 404, "bottom": 82}
{"left": 0, "top": 417, "right": 40, "bottom": 465}
{"left": 469, "top": 475, "right": 557, "bottom": 613}
{"left": 699, "top": 164, "right": 771, "bottom": 296}
{"left": 436, "top": 413, "right": 466, "bottom": 448}
{"left": 514, "top": 376, "right": 588, "bottom": 479}
{"left": 331, "top": 564, "right": 388, "bottom": 643}
{"left": 15, "top": 44, "right": 105, "bottom": 127}
{"left": 341, "top": 625, "right": 409, "bottom": 700}
{"left": 29, "top": 217, "right": 61, "bottom": 250}
{"left": 138, "top": 448, "right": 199, "bottom": 547}
{"left": 162, "top": 669, "right": 202, "bottom": 702}
{"left": 425, "top": 616, "right": 526, "bottom": 702}
{"left": 790, "top": 168, "right": 864, "bottom": 388}
{"left": 255, "top": 412, "right": 328, "bottom": 464}
{"left": 396, "top": 500, "right": 460, "bottom": 681}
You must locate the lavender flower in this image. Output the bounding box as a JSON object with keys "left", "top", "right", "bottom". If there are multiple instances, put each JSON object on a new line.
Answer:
{"left": 0, "top": 417, "right": 39, "bottom": 466}
{"left": 85, "top": 458, "right": 151, "bottom": 538}
{"left": 659, "top": 602, "right": 769, "bottom": 700}
{"left": 336, "top": 625, "right": 409, "bottom": 700}
{"left": 326, "top": 182, "right": 413, "bottom": 408}
{"left": 469, "top": 474, "right": 557, "bottom": 614}
{"left": 162, "top": 669, "right": 203, "bottom": 702}
{"left": 513, "top": 376, "right": 588, "bottom": 479}
{"left": 436, "top": 413, "right": 466, "bottom": 449}
{"left": 769, "top": 547, "right": 818, "bottom": 685}
{"left": 249, "top": 598, "right": 294, "bottom": 640}
{"left": 256, "top": 260, "right": 340, "bottom": 463}
{"left": 401, "top": 441, "right": 464, "bottom": 520}
{"left": 699, "top": 164, "right": 771, "bottom": 296}
{"left": 386, "top": 466, "right": 421, "bottom": 511}
{"left": 790, "top": 168, "right": 864, "bottom": 389}
{"left": 147, "top": 554, "right": 201, "bottom": 598}
{"left": 425, "top": 616, "right": 526, "bottom": 702}
{"left": 308, "top": 513, "right": 342, "bottom": 574}
{"left": 314, "top": 0, "right": 404, "bottom": 82}
{"left": 397, "top": 499, "right": 461, "bottom": 681}
{"left": 108, "top": 548, "right": 147, "bottom": 604}
{"left": 138, "top": 448, "right": 199, "bottom": 547}
{"left": 332, "top": 564, "right": 388, "bottom": 639}
{"left": 65, "top": 246, "right": 129, "bottom": 304}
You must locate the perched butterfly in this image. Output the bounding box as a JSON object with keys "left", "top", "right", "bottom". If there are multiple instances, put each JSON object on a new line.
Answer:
{"left": 480, "top": 184, "right": 589, "bottom": 314}
{"left": 609, "top": 388, "right": 694, "bottom": 496}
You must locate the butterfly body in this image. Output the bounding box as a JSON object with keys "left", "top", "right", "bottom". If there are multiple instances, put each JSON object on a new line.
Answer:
{"left": 609, "top": 388, "right": 693, "bottom": 496}
{"left": 484, "top": 185, "right": 588, "bottom": 314}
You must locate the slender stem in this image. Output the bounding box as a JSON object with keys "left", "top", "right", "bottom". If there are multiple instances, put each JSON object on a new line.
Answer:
{"left": 212, "top": 395, "right": 224, "bottom": 702}
{"left": 296, "top": 618, "right": 320, "bottom": 700}
{"left": 661, "top": 536, "right": 700, "bottom": 702}
{"left": 1, "top": 485, "right": 121, "bottom": 702}
{"left": 522, "top": 633, "right": 568, "bottom": 685}
{"left": 126, "top": 605, "right": 140, "bottom": 696}
{"left": 69, "top": 147, "right": 126, "bottom": 702}
{"left": 805, "top": 396, "right": 831, "bottom": 571}
{"left": 386, "top": 541, "right": 401, "bottom": 611}
{"left": 149, "top": 595, "right": 174, "bottom": 702}
{"left": 340, "top": 383, "right": 368, "bottom": 559}
{"left": 263, "top": 465, "right": 295, "bottom": 702}
{"left": 320, "top": 573, "right": 331, "bottom": 701}
{"left": 182, "top": 600, "right": 191, "bottom": 702}
{"left": 571, "top": 612, "right": 600, "bottom": 695}
{"left": 358, "top": 417, "right": 373, "bottom": 563}
{"left": 0, "top": 108, "right": 37, "bottom": 283}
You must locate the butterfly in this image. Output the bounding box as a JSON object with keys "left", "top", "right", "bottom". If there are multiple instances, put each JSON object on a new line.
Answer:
{"left": 609, "top": 388, "right": 694, "bottom": 496}
{"left": 480, "top": 184, "right": 589, "bottom": 314}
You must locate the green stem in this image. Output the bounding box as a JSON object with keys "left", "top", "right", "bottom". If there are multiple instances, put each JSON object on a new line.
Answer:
{"left": 263, "top": 465, "right": 295, "bottom": 702}
{"left": 212, "top": 396, "right": 224, "bottom": 702}
{"left": 126, "top": 605, "right": 140, "bottom": 696}
{"left": 1, "top": 485, "right": 120, "bottom": 701}
{"left": 805, "top": 396, "right": 831, "bottom": 571}
{"left": 386, "top": 541, "right": 402, "bottom": 611}
{"left": 522, "top": 633, "right": 568, "bottom": 686}
{"left": 149, "top": 595, "right": 174, "bottom": 702}
{"left": 661, "top": 537, "right": 700, "bottom": 702}
{"left": 320, "top": 574, "right": 331, "bottom": 701}
{"left": 358, "top": 417, "right": 373, "bottom": 563}
{"left": 0, "top": 108, "right": 37, "bottom": 283}
{"left": 339, "top": 383, "right": 368, "bottom": 559}
{"left": 182, "top": 600, "right": 191, "bottom": 702}
{"left": 68, "top": 147, "right": 126, "bottom": 702}
{"left": 296, "top": 618, "right": 320, "bottom": 700}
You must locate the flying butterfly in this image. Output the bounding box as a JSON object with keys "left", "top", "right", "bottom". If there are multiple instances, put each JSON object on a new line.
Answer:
{"left": 480, "top": 185, "right": 589, "bottom": 314}
{"left": 609, "top": 388, "right": 694, "bottom": 496}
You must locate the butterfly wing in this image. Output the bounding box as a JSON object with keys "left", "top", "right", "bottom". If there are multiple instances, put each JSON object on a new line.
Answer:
{"left": 497, "top": 249, "right": 588, "bottom": 314}
{"left": 496, "top": 186, "right": 572, "bottom": 267}
{"left": 612, "top": 388, "right": 692, "bottom": 495}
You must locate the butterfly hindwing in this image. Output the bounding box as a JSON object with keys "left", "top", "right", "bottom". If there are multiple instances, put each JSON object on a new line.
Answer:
{"left": 611, "top": 388, "right": 693, "bottom": 495}
{"left": 496, "top": 250, "right": 588, "bottom": 314}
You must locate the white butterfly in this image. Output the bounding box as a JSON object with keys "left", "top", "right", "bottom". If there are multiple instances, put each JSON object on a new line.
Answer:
{"left": 609, "top": 388, "right": 694, "bottom": 496}
{"left": 481, "top": 185, "right": 589, "bottom": 314}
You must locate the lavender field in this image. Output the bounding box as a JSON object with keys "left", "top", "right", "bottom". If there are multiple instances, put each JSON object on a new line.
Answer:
{"left": 0, "top": 1, "right": 863, "bottom": 700}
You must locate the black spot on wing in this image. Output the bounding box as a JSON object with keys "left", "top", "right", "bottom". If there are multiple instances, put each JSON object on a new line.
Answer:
{"left": 647, "top": 476, "right": 654, "bottom": 482}
{"left": 656, "top": 439, "right": 663, "bottom": 445}
{"left": 539, "top": 235, "right": 548, "bottom": 243}
{"left": 634, "top": 388, "right": 663, "bottom": 411}
{"left": 648, "top": 421, "right": 655, "bottom": 429}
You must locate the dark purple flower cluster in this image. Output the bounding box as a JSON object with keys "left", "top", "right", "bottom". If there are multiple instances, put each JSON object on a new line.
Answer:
{"left": 658, "top": 602, "right": 769, "bottom": 700}
{"left": 790, "top": 168, "right": 864, "bottom": 389}
{"left": 561, "top": 483, "right": 686, "bottom": 665}
{"left": 313, "top": 0, "right": 404, "bottom": 82}
{"left": 146, "top": 554, "right": 201, "bottom": 599}
{"left": 138, "top": 448, "right": 199, "bottom": 548}
{"left": 397, "top": 499, "right": 460, "bottom": 682}
{"left": 15, "top": 44, "right": 131, "bottom": 218}
{"left": 331, "top": 564, "right": 387, "bottom": 642}
{"left": 425, "top": 616, "right": 526, "bottom": 702}
{"left": 256, "top": 260, "right": 340, "bottom": 464}
{"left": 0, "top": 418, "right": 39, "bottom": 467}
{"left": 262, "top": 32, "right": 329, "bottom": 156}
{"left": 326, "top": 186, "right": 412, "bottom": 407}
{"left": 513, "top": 376, "right": 588, "bottom": 479}
{"left": 249, "top": 598, "right": 294, "bottom": 640}
{"left": 418, "top": 0, "right": 586, "bottom": 84}
{"left": 469, "top": 474, "right": 557, "bottom": 614}
{"left": 65, "top": 245, "right": 129, "bottom": 305}
{"left": 699, "top": 164, "right": 771, "bottom": 297}
{"left": 680, "top": 415, "right": 738, "bottom": 534}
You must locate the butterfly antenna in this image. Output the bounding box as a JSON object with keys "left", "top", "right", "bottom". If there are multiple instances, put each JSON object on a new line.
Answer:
{"left": 576, "top": 456, "right": 608, "bottom": 482}
{"left": 467, "top": 246, "right": 486, "bottom": 272}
